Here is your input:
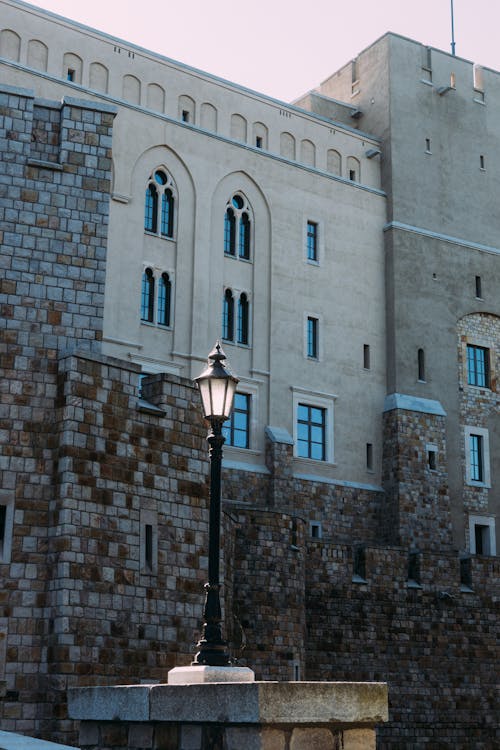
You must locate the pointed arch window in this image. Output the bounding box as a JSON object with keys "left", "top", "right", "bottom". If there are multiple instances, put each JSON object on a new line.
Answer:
{"left": 141, "top": 268, "right": 155, "bottom": 322}
{"left": 157, "top": 272, "right": 171, "bottom": 327}
{"left": 224, "top": 207, "right": 236, "bottom": 255}
{"left": 144, "top": 184, "right": 157, "bottom": 233}
{"left": 237, "top": 293, "right": 249, "bottom": 345}
{"left": 144, "top": 169, "right": 176, "bottom": 238}
{"left": 223, "top": 194, "right": 252, "bottom": 261}
{"left": 239, "top": 213, "right": 250, "bottom": 259}
{"left": 222, "top": 289, "right": 234, "bottom": 341}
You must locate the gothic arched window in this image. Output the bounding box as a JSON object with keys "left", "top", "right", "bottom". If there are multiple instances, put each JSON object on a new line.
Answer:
{"left": 222, "top": 289, "right": 234, "bottom": 341}
{"left": 141, "top": 268, "right": 155, "bottom": 322}
{"left": 144, "top": 169, "right": 176, "bottom": 238}
{"left": 223, "top": 194, "right": 252, "bottom": 260}
{"left": 157, "top": 272, "right": 171, "bottom": 327}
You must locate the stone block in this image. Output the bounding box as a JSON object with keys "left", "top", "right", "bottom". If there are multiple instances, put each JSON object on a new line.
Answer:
{"left": 179, "top": 724, "right": 201, "bottom": 749}
{"left": 342, "top": 728, "right": 376, "bottom": 750}
{"left": 290, "top": 728, "right": 335, "bottom": 750}
{"left": 68, "top": 685, "right": 151, "bottom": 722}
{"left": 225, "top": 726, "right": 262, "bottom": 750}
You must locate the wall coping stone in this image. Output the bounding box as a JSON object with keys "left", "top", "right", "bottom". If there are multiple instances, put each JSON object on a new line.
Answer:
{"left": 265, "top": 426, "right": 294, "bottom": 445}
{"left": 383, "top": 392, "right": 447, "bottom": 416}
{"left": 68, "top": 681, "right": 388, "bottom": 726}
{"left": 0, "top": 730, "right": 78, "bottom": 750}
{"left": 63, "top": 95, "right": 118, "bottom": 115}
{"left": 58, "top": 348, "right": 142, "bottom": 373}
{"left": 0, "top": 83, "right": 35, "bottom": 98}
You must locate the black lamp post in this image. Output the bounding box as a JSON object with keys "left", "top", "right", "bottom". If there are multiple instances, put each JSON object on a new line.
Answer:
{"left": 192, "top": 341, "right": 238, "bottom": 667}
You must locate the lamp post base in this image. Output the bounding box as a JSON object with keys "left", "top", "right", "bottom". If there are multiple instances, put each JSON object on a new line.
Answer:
{"left": 168, "top": 665, "right": 255, "bottom": 685}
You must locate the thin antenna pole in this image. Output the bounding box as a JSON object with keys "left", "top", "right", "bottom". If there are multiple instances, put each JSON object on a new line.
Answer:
{"left": 450, "top": 0, "right": 456, "bottom": 56}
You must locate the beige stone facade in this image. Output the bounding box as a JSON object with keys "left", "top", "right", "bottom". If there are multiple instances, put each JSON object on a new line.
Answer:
{"left": 0, "top": 2, "right": 499, "bottom": 748}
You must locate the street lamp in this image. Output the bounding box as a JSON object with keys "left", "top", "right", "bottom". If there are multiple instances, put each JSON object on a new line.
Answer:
{"left": 192, "top": 341, "right": 238, "bottom": 666}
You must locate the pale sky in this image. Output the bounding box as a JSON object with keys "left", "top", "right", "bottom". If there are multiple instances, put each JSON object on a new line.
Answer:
{"left": 26, "top": 0, "right": 500, "bottom": 102}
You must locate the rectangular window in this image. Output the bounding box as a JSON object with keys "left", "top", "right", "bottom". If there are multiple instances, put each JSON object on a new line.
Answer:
{"left": 310, "top": 521, "right": 322, "bottom": 539}
{"left": 480, "top": 154, "right": 485, "bottom": 170}
{"left": 297, "top": 403, "right": 326, "bottom": 460}
{"left": 140, "top": 511, "right": 158, "bottom": 574}
{"left": 407, "top": 551, "right": 421, "bottom": 586}
{"left": 255, "top": 136, "right": 263, "bottom": 148}
{"left": 181, "top": 109, "right": 190, "bottom": 122}
{"left": 469, "top": 516, "right": 496, "bottom": 556}
{"left": 474, "top": 524, "right": 490, "bottom": 555}
{"left": 428, "top": 449, "right": 437, "bottom": 470}
{"left": 469, "top": 434, "right": 483, "bottom": 482}
{"left": 145, "top": 524, "right": 153, "bottom": 571}
{"left": 353, "top": 545, "right": 366, "bottom": 581}
{"left": 306, "top": 221, "right": 318, "bottom": 261}
{"left": 475, "top": 275, "right": 482, "bottom": 299}
{"left": 307, "top": 317, "right": 318, "bottom": 359}
{"left": 363, "top": 344, "right": 370, "bottom": 369}
{"left": 366, "top": 443, "right": 373, "bottom": 471}
{"left": 425, "top": 138, "right": 431, "bottom": 153}
{"left": 67, "top": 68, "right": 75, "bottom": 81}
{"left": 0, "top": 505, "right": 6, "bottom": 558}
{"left": 223, "top": 392, "right": 250, "bottom": 449}
{"left": 467, "top": 345, "right": 489, "bottom": 387}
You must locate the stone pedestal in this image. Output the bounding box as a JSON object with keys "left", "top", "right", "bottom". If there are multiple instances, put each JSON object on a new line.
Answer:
{"left": 68, "top": 681, "right": 388, "bottom": 750}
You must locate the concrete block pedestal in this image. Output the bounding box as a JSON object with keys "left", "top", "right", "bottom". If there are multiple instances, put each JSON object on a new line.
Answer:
{"left": 68, "top": 681, "right": 388, "bottom": 750}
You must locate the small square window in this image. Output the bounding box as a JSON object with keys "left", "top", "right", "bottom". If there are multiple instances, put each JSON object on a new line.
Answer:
{"left": 469, "top": 515, "right": 496, "bottom": 556}
{"left": 310, "top": 521, "right": 322, "bottom": 539}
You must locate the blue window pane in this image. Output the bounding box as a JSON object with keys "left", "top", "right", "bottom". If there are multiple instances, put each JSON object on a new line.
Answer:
{"left": 297, "top": 403, "right": 326, "bottom": 461}
{"left": 224, "top": 392, "right": 250, "bottom": 448}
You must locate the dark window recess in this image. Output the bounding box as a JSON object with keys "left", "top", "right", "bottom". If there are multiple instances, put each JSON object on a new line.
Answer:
{"left": 145, "top": 524, "right": 153, "bottom": 570}
{"left": 418, "top": 348, "right": 425, "bottom": 381}
{"left": 353, "top": 545, "right": 366, "bottom": 579}
{"left": 349, "top": 169, "right": 356, "bottom": 181}
{"left": 475, "top": 275, "right": 482, "bottom": 298}
{"left": 181, "top": 110, "right": 190, "bottom": 122}
{"left": 408, "top": 551, "right": 421, "bottom": 584}
{"left": 256, "top": 136, "right": 263, "bottom": 148}
{"left": 67, "top": 68, "right": 75, "bottom": 81}
{"left": 474, "top": 524, "right": 489, "bottom": 555}
{"left": 366, "top": 443, "right": 373, "bottom": 471}
{"left": 460, "top": 557, "right": 472, "bottom": 588}
{"left": 428, "top": 450, "right": 437, "bottom": 470}
{"left": 363, "top": 344, "right": 370, "bottom": 369}
{"left": 0, "top": 505, "right": 6, "bottom": 545}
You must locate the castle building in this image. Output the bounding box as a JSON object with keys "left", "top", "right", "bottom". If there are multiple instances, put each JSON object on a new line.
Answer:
{"left": 0, "top": 1, "right": 498, "bottom": 747}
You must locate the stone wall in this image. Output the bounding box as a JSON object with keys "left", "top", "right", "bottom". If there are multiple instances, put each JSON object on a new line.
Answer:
{"left": 305, "top": 545, "right": 500, "bottom": 749}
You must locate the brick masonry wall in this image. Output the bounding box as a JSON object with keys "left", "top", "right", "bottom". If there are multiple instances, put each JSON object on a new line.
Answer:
{"left": 457, "top": 313, "right": 500, "bottom": 520}
{"left": 0, "top": 84, "right": 116, "bottom": 740}
{"left": 306, "top": 545, "right": 500, "bottom": 749}
{"left": 382, "top": 408, "right": 453, "bottom": 550}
